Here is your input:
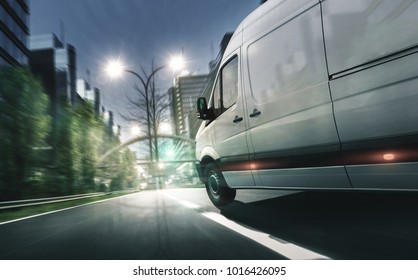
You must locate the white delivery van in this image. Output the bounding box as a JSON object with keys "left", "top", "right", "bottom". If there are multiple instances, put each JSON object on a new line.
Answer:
{"left": 195, "top": 0, "right": 418, "bottom": 206}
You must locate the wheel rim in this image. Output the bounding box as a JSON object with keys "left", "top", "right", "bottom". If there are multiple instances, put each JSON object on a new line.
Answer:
{"left": 208, "top": 171, "right": 221, "bottom": 199}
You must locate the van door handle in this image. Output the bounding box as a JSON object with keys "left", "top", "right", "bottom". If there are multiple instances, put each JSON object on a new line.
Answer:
{"left": 233, "top": 115, "right": 243, "bottom": 123}
{"left": 249, "top": 109, "right": 261, "bottom": 118}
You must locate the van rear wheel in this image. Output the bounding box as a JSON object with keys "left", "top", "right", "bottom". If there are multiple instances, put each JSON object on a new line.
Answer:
{"left": 204, "top": 163, "right": 236, "bottom": 207}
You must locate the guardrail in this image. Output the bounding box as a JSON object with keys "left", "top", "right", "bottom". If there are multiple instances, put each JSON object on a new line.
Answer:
{"left": 0, "top": 193, "right": 107, "bottom": 210}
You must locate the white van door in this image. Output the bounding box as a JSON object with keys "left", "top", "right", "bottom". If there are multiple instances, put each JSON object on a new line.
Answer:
{"left": 242, "top": 1, "right": 351, "bottom": 188}
{"left": 207, "top": 53, "right": 256, "bottom": 187}
{"left": 322, "top": 0, "right": 418, "bottom": 189}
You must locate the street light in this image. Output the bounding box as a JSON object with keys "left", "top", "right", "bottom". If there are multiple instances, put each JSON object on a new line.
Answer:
{"left": 106, "top": 59, "right": 124, "bottom": 78}
{"left": 105, "top": 56, "right": 185, "bottom": 182}
{"left": 131, "top": 125, "right": 141, "bottom": 136}
{"left": 169, "top": 55, "right": 186, "bottom": 72}
{"left": 106, "top": 56, "right": 185, "bottom": 79}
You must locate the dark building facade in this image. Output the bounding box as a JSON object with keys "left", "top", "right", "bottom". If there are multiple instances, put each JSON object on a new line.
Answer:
{"left": 0, "top": 0, "right": 29, "bottom": 66}
{"left": 170, "top": 74, "right": 209, "bottom": 138}
{"left": 186, "top": 33, "right": 233, "bottom": 140}
{"left": 29, "top": 33, "right": 77, "bottom": 117}
{"left": 169, "top": 34, "right": 233, "bottom": 140}
{"left": 77, "top": 78, "right": 102, "bottom": 117}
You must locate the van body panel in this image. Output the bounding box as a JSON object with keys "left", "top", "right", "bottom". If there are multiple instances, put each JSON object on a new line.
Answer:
{"left": 347, "top": 163, "right": 418, "bottom": 189}
{"left": 242, "top": 0, "right": 319, "bottom": 45}
{"left": 198, "top": 49, "right": 257, "bottom": 187}
{"left": 195, "top": 0, "right": 418, "bottom": 204}
{"left": 223, "top": 171, "right": 258, "bottom": 188}
{"left": 198, "top": 145, "right": 220, "bottom": 162}
{"left": 242, "top": 5, "right": 339, "bottom": 156}
{"left": 331, "top": 51, "right": 418, "bottom": 143}
{"left": 196, "top": 122, "right": 215, "bottom": 161}
{"left": 322, "top": 0, "right": 418, "bottom": 75}
{"left": 210, "top": 51, "right": 252, "bottom": 160}
{"left": 247, "top": 84, "right": 339, "bottom": 152}
{"left": 222, "top": 30, "right": 243, "bottom": 65}
{"left": 211, "top": 102, "right": 250, "bottom": 158}
{"left": 258, "top": 166, "right": 351, "bottom": 188}
{"left": 239, "top": 3, "right": 346, "bottom": 189}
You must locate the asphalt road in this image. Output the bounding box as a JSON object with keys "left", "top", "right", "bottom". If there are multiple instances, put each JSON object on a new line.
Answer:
{"left": 1, "top": 186, "right": 418, "bottom": 259}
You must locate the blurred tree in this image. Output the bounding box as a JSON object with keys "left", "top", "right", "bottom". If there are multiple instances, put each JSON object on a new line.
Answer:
{"left": 53, "top": 100, "right": 105, "bottom": 195}
{"left": 0, "top": 67, "right": 138, "bottom": 200}
{"left": 0, "top": 67, "right": 51, "bottom": 200}
{"left": 76, "top": 102, "right": 102, "bottom": 192}
{"left": 106, "top": 147, "right": 138, "bottom": 191}
{"left": 121, "top": 62, "right": 171, "bottom": 166}
{"left": 53, "top": 102, "right": 77, "bottom": 194}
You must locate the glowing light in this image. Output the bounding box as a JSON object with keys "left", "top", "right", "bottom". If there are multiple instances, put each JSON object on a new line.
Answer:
{"left": 159, "top": 122, "right": 172, "bottom": 134}
{"left": 166, "top": 149, "right": 175, "bottom": 157}
{"left": 136, "top": 166, "right": 145, "bottom": 174}
{"left": 178, "top": 69, "right": 190, "bottom": 77}
{"left": 131, "top": 125, "right": 141, "bottom": 136}
{"left": 169, "top": 55, "right": 185, "bottom": 72}
{"left": 106, "top": 59, "right": 124, "bottom": 78}
{"left": 103, "top": 111, "right": 109, "bottom": 120}
{"left": 250, "top": 163, "right": 257, "bottom": 170}
{"left": 383, "top": 153, "right": 395, "bottom": 161}
{"left": 112, "top": 125, "right": 118, "bottom": 135}
{"left": 158, "top": 163, "right": 165, "bottom": 169}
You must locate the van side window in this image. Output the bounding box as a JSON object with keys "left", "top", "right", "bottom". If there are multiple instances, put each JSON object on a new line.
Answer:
{"left": 212, "top": 77, "right": 222, "bottom": 117}
{"left": 211, "top": 56, "right": 239, "bottom": 119}
{"left": 222, "top": 56, "right": 239, "bottom": 109}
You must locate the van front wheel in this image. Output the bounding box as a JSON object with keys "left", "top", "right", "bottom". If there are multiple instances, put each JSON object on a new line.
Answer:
{"left": 204, "top": 163, "right": 236, "bottom": 207}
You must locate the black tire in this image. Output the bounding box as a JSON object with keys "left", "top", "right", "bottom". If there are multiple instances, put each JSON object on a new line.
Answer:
{"left": 204, "top": 163, "right": 236, "bottom": 207}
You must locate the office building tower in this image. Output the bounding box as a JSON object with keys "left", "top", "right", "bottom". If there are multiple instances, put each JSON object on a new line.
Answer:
{"left": 0, "top": 0, "right": 29, "bottom": 66}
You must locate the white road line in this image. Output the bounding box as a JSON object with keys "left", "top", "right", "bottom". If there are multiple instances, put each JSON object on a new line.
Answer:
{"left": 0, "top": 194, "right": 133, "bottom": 226}
{"left": 179, "top": 200, "right": 201, "bottom": 209}
{"left": 202, "top": 211, "right": 329, "bottom": 260}
{"left": 161, "top": 191, "right": 201, "bottom": 209}
{"left": 0, "top": 194, "right": 105, "bottom": 210}
{"left": 161, "top": 190, "right": 330, "bottom": 260}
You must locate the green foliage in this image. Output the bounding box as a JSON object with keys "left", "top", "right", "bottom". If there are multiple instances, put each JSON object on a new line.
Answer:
{"left": 0, "top": 67, "right": 51, "bottom": 199}
{"left": 106, "top": 148, "right": 138, "bottom": 191}
{"left": 0, "top": 66, "right": 138, "bottom": 201}
{"left": 53, "top": 100, "right": 105, "bottom": 194}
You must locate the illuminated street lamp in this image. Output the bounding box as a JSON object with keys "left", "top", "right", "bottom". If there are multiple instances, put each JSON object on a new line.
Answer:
{"left": 169, "top": 55, "right": 185, "bottom": 72}
{"left": 105, "top": 55, "right": 185, "bottom": 181}
{"left": 131, "top": 125, "right": 141, "bottom": 136}
{"left": 106, "top": 60, "right": 124, "bottom": 78}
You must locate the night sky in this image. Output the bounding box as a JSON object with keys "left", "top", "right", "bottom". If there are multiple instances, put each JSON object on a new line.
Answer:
{"left": 30, "top": 0, "right": 259, "bottom": 139}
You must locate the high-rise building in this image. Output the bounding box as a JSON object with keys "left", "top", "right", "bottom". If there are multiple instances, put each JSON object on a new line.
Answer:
{"left": 0, "top": 0, "right": 29, "bottom": 66}
{"left": 29, "top": 33, "right": 77, "bottom": 116}
{"left": 77, "top": 78, "right": 101, "bottom": 117}
{"left": 170, "top": 74, "right": 209, "bottom": 138}
{"left": 183, "top": 33, "right": 233, "bottom": 140}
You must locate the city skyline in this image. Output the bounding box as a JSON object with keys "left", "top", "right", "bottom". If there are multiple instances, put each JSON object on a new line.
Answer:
{"left": 30, "top": 0, "right": 259, "bottom": 138}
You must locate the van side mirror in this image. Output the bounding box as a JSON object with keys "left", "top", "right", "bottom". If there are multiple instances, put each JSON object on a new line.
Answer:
{"left": 196, "top": 97, "right": 213, "bottom": 120}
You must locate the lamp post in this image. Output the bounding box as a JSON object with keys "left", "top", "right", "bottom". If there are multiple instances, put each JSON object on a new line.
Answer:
{"left": 106, "top": 56, "right": 185, "bottom": 181}
{"left": 126, "top": 66, "right": 165, "bottom": 164}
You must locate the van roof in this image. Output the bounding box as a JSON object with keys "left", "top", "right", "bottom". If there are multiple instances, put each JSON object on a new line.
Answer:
{"left": 222, "top": 0, "right": 282, "bottom": 60}
{"left": 222, "top": 0, "right": 319, "bottom": 61}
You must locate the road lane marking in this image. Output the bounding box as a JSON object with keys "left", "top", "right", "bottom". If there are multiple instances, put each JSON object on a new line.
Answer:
{"left": 161, "top": 191, "right": 201, "bottom": 209}
{"left": 0, "top": 193, "right": 136, "bottom": 226}
{"left": 161, "top": 190, "right": 330, "bottom": 260}
{"left": 202, "top": 212, "right": 329, "bottom": 260}
{"left": 0, "top": 193, "right": 106, "bottom": 210}
{"left": 179, "top": 200, "right": 201, "bottom": 209}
